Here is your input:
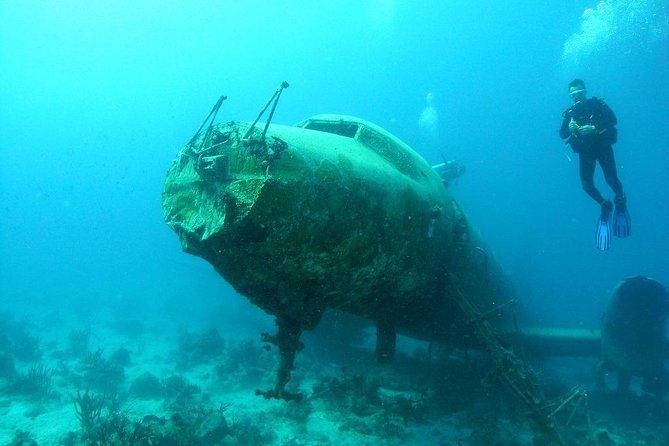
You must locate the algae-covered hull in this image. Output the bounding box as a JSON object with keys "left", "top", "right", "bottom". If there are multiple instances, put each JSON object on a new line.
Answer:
{"left": 163, "top": 115, "right": 513, "bottom": 343}
{"left": 162, "top": 112, "right": 611, "bottom": 443}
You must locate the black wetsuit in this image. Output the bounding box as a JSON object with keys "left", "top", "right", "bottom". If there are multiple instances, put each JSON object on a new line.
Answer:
{"left": 559, "top": 97, "right": 624, "bottom": 204}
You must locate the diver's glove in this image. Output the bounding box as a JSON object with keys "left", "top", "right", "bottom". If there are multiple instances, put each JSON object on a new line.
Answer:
{"left": 568, "top": 118, "right": 596, "bottom": 136}
{"left": 578, "top": 124, "right": 596, "bottom": 135}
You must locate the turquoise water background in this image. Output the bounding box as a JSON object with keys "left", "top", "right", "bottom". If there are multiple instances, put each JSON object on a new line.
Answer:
{"left": 1, "top": 0, "right": 668, "bottom": 335}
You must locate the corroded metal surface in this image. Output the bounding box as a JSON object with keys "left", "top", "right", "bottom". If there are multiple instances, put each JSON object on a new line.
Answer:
{"left": 600, "top": 276, "right": 669, "bottom": 387}
{"left": 163, "top": 116, "right": 514, "bottom": 342}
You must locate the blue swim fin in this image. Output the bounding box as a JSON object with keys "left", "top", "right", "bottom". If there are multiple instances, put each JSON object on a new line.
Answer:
{"left": 596, "top": 220, "right": 611, "bottom": 251}
{"left": 596, "top": 200, "right": 613, "bottom": 251}
{"left": 612, "top": 196, "right": 631, "bottom": 238}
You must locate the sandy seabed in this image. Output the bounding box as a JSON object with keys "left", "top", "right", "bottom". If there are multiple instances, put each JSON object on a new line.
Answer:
{"left": 1, "top": 301, "right": 667, "bottom": 446}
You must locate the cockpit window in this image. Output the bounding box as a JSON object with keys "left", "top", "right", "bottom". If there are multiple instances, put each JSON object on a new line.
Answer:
{"left": 302, "top": 121, "right": 359, "bottom": 138}
{"left": 357, "top": 127, "right": 420, "bottom": 179}
{"left": 298, "top": 116, "right": 423, "bottom": 180}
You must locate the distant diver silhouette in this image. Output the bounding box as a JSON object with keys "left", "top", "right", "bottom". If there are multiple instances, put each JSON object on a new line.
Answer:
{"left": 418, "top": 92, "right": 439, "bottom": 146}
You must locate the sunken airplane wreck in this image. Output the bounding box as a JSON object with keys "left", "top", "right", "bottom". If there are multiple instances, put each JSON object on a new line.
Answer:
{"left": 162, "top": 83, "right": 668, "bottom": 445}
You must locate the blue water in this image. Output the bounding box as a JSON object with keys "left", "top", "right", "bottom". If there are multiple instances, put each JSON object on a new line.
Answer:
{"left": 0, "top": 0, "right": 668, "bottom": 430}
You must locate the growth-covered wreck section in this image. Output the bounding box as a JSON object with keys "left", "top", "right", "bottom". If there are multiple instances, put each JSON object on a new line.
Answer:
{"left": 164, "top": 111, "right": 524, "bottom": 388}
{"left": 163, "top": 109, "right": 572, "bottom": 443}
{"left": 163, "top": 115, "right": 513, "bottom": 340}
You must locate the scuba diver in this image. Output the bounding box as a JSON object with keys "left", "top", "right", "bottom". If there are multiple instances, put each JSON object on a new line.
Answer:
{"left": 559, "top": 79, "right": 630, "bottom": 251}
{"left": 432, "top": 158, "right": 466, "bottom": 186}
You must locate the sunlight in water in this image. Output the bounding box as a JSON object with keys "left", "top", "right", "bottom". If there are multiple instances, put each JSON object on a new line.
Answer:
{"left": 367, "top": 0, "right": 398, "bottom": 34}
